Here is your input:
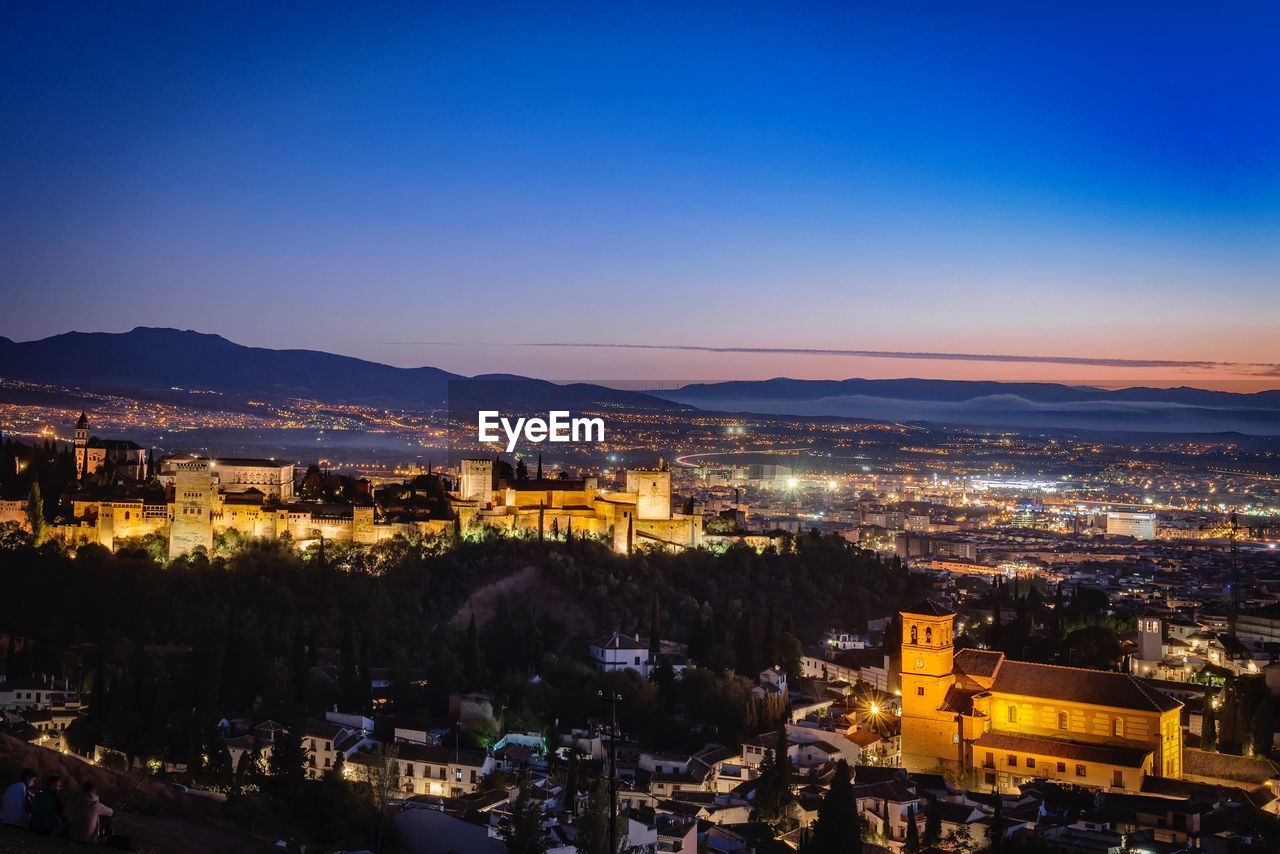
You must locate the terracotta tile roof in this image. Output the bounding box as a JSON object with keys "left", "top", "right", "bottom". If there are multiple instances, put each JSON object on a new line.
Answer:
{"left": 973, "top": 731, "right": 1153, "bottom": 769}
{"left": 990, "top": 660, "right": 1182, "bottom": 713}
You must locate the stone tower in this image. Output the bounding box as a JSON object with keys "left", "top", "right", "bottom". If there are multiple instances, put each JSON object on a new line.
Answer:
{"left": 626, "top": 467, "right": 671, "bottom": 521}
{"left": 458, "top": 458, "right": 494, "bottom": 506}
{"left": 169, "top": 459, "right": 215, "bottom": 559}
{"left": 900, "top": 599, "right": 960, "bottom": 773}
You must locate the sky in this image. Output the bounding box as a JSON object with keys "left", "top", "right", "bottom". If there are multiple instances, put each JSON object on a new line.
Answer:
{"left": 2, "top": 2, "right": 1278, "bottom": 388}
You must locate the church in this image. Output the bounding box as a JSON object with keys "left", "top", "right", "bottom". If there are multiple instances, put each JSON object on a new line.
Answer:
{"left": 899, "top": 600, "right": 1183, "bottom": 792}
{"left": 73, "top": 412, "right": 147, "bottom": 481}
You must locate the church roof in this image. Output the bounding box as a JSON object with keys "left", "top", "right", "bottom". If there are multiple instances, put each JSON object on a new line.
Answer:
{"left": 954, "top": 648, "right": 1004, "bottom": 680}
{"left": 87, "top": 437, "right": 143, "bottom": 451}
{"left": 973, "top": 731, "right": 1152, "bottom": 769}
{"left": 902, "top": 599, "right": 954, "bottom": 618}
{"left": 990, "top": 660, "right": 1181, "bottom": 714}
{"left": 76, "top": 411, "right": 89, "bottom": 428}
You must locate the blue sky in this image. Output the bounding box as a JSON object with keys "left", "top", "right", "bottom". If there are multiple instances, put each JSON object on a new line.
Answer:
{"left": 2, "top": 2, "right": 1278, "bottom": 385}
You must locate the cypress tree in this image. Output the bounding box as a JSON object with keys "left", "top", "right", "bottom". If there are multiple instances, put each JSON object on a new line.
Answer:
{"left": 1201, "top": 689, "right": 1218, "bottom": 751}
{"left": 809, "top": 759, "right": 860, "bottom": 853}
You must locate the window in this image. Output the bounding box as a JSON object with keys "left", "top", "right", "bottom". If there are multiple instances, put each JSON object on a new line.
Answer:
{"left": 985, "top": 772, "right": 996, "bottom": 785}
{"left": 1076, "top": 764, "right": 1086, "bottom": 777}
{"left": 454, "top": 768, "right": 463, "bottom": 782}
{"left": 471, "top": 770, "right": 478, "bottom": 783}
{"left": 1026, "top": 757, "right": 1035, "bottom": 769}
{"left": 910, "top": 626, "right": 919, "bottom": 644}
{"left": 925, "top": 627, "right": 933, "bottom": 644}
{"left": 1058, "top": 711, "right": 1068, "bottom": 730}
{"left": 917, "top": 687, "right": 925, "bottom": 697}
{"left": 1007, "top": 705, "right": 1018, "bottom": 724}
{"left": 983, "top": 752, "right": 994, "bottom": 769}
{"left": 1006, "top": 754, "right": 1017, "bottom": 767}
{"left": 1057, "top": 762, "right": 1066, "bottom": 773}
{"left": 953, "top": 733, "right": 960, "bottom": 744}
{"left": 1112, "top": 771, "right": 1123, "bottom": 788}
{"left": 1112, "top": 718, "right": 1124, "bottom": 737}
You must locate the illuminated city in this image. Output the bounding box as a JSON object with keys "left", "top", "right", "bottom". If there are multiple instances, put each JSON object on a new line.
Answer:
{"left": 2, "top": 4, "right": 1280, "bottom": 854}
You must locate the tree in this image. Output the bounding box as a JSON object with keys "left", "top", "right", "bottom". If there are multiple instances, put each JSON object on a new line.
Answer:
{"left": 808, "top": 759, "right": 860, "bottom": 853}
{"left": 648, "top": 589, "right": 662, "bottom": 659}
{"left": 501, "top": 785, "right": 549, "bottom": 854}
{"left": 904, "top": 808, "right": 921, "bottom": 854}
{"left": 756, "top": 728, "right": 794, "bottom": 825}
{"left": 369, "top": 743, "right": 401, "bottom": 853}
{"left": 25, "top": 482, "right": 45, "bottom": 546}
{"left": 990, "top": 794, "right": 1003, "bottom": 853}
{"left": 575, "top": 779, "right": 611, "bottom": 854}
{"left": 1251, "top": 697, "right": 1274, "bottom": 758}
{"left": 924, "top": 794, "right": 942, "bottom": 848}
{"left": 1201, "top": 689, "right": 1218, "bottom": 752}
{"left": 269, "top": 715, "right": 307, "bottom": 797}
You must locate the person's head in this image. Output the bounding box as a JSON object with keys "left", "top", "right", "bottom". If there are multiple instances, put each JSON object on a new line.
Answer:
{"left": 20, "top": 769, "right": 36, "bottom": 787}
{"left": 44, "top": 775, "right": 62, "bottom": 792}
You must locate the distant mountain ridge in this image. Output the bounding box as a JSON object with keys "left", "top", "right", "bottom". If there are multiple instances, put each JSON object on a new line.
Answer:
{"left": 652, "top": 377, "right": 1280, "bottom": 435}
{"left": 2, "top": 329, "right": 1277, "bottom": 434}
{"left": 0, "top": 327, "right": 675, "bottom": 411}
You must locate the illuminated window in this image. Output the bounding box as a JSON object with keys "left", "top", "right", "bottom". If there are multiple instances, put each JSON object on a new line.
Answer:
{"left": 1058, "top": 711, "right": 1068, "bottom": 730}
{"left": 1076, "top": 764, "right": 1086, "bottom": 777}
{"left": 1112, "top": 718, "right": 1124, "bottom": 737}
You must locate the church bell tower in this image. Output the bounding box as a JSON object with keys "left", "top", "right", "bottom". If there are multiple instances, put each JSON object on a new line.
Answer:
{"left": 74, "top": 411, "right": 90, "bottom": 477}
{"left": 900, "top": 599, "right": 960, "bottom": 773}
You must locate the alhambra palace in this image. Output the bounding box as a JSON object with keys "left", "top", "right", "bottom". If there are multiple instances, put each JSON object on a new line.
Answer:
{"left": 5, "top": 414, "right": 702, "bottom": 561}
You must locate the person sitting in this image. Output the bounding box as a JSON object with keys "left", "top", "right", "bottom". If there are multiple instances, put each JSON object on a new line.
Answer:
{"left": 68, "top": 781, "right": 114, "bottom": 844}
{"left": 30, "top": 774, "right": 67, "bottom": 836}
{"left": 0, "top": 768, "right": 36, "bottom": 828}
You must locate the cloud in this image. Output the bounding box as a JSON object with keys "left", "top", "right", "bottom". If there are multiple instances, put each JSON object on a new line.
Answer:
{"left": 384, "top": 341, "right": 1280, "bottom": 374}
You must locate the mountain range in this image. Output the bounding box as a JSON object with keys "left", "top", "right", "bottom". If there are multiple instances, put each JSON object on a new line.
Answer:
{"left": 2, "top": 328, "right": 1278, "bottom": 435}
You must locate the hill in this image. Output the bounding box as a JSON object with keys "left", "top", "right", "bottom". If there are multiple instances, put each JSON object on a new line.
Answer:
{"left": 0, "top": 327, "right": 679, "bottom": 412}
{"left": 654, "top": 377, "right": 1280, "bottom": 435}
